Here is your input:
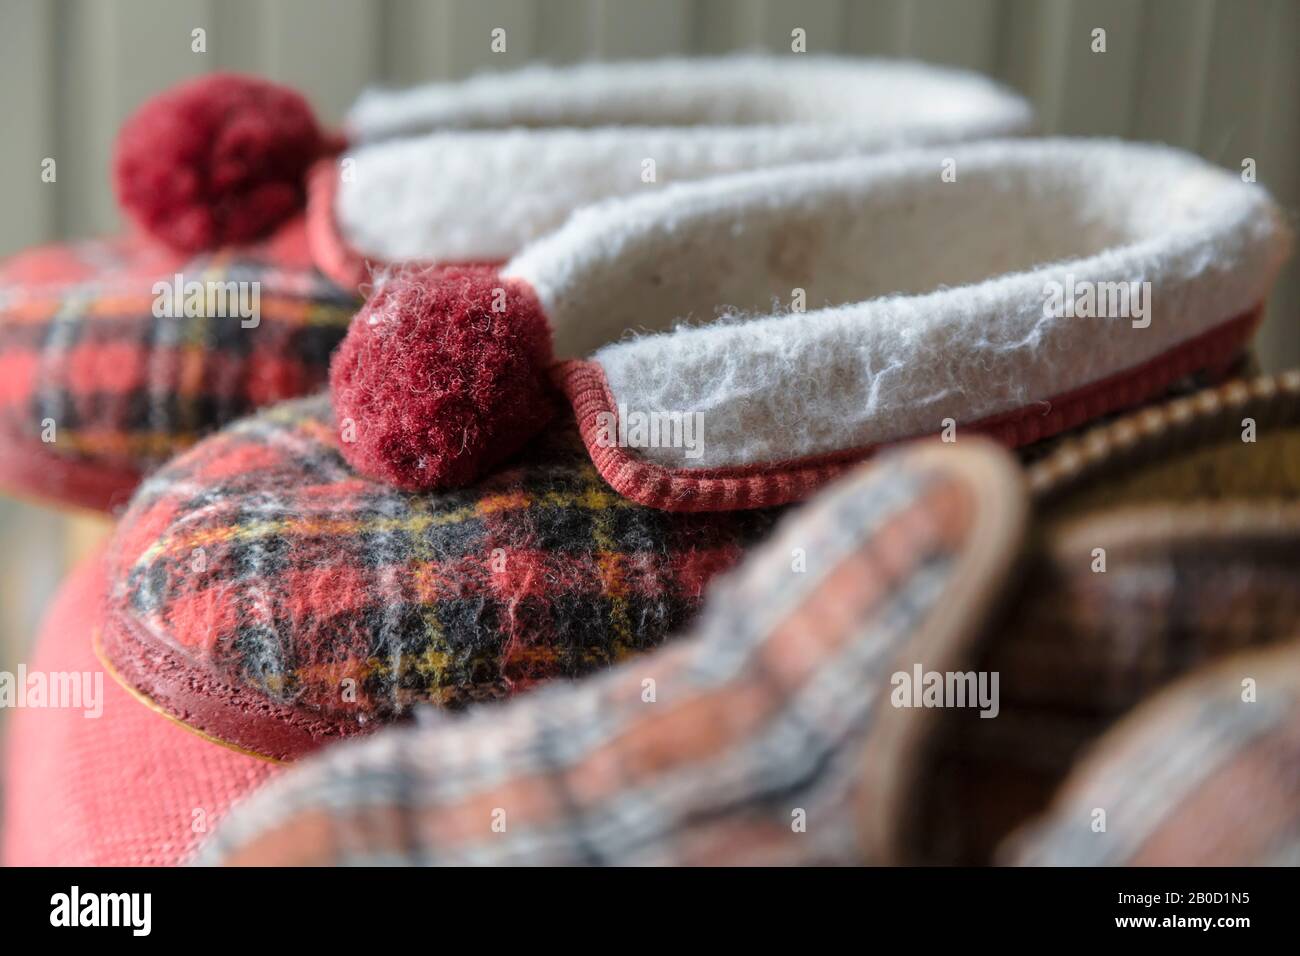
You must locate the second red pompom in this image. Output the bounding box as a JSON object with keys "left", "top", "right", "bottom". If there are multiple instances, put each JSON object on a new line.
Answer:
{"left": 114, "top": 73, "right": 337, "bottom": 252}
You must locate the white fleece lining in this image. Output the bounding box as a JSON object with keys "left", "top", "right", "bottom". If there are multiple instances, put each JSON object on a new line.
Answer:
{"left": 501, "top": 139, "right": 1290, "bottom": 471}
{"left": 335, "top": 56, "right": 1032, "bottom": 263}
{"left": 347, "top": 55, "right": 1034, "bottom": 141}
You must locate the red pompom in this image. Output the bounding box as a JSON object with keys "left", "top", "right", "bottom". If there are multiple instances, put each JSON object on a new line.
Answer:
{"left": 114, "top": 73, "right": 338, "bottom": 252}
{"left": 330, "top": 267, "right": 557, "bottom": 490}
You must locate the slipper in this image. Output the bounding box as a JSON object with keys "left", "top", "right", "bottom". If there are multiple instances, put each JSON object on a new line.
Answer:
{"left": 1005, "top": 642, "right": 1300, "bottom": 866}
{"left": 92, "top": 140, "right": 1290, "bottom": 768}
{"left": 1, "top": 545, "right": 280, "bottom": 866}
{"left": 0, "top": 58, "right": 1030, "bottom": 511}
{"left": 195, "top": 371, "right": 1300, "bottom": 865}
{"left": 198, "top": 437, "right": 1030, "bottom": 865}
{"left": 328, "top": 139, "right": 1291, "bottom": 510}
{"left": 311, "top": 56, "right": 1032, "bottom": 285}
{"left": 918, "top": 368, "right": 1300, "bottom": 863}
{"left": 99, "top": 397, "right": 780, "bottom": 761}
{"left": 0, "top": 220, "right": 354, "bottom": 511}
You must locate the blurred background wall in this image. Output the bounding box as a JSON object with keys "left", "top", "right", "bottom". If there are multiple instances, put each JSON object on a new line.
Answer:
{"left": 0, "top": 0, "right": 1297, "bottom": 753}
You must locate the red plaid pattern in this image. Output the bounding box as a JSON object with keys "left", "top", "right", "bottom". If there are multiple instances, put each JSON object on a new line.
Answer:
{"left": 1009, "top": 643, "right": 1300, "bottom": 866}
{"left": 197, "top": 441, "right": 1026, "bottom": 865}
{"left": 103, "top": 394, "right": 779, "bottom": 760}
{"left": 0, "top": 218, "right": 357, "bottom": 507}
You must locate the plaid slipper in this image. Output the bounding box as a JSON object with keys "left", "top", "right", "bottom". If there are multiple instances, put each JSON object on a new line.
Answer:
{"left": 1, "top": 545, "right": 280, "bottom": 866}
{"left": 99, "top": 394, "right": 779, "bottom": 761}
{"left": 196, "top": 371, "right": 1300, "bottom": 865}
{"left": 329, "top": 139, "right": 1292, "bottom": 509}
{"left": 310, "top": 56, "right": 1031, "bottom": 286}
{"left": 1, "top": 59, "right": 1030, "bottom": 511}
{"left": 197, "top": 438, "right": 1028, "bottom": 865}
{"left": 911, "top": 369, "right": 1300, "bottom": 862}
{"left": 1005, "top": 641, "right": 1300, "bottom": 866}
{"left": 0, "top": 223, "right": 356, "bottom": 510}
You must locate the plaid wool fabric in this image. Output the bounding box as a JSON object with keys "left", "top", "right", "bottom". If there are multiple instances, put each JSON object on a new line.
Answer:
{"left": 0, "top": 219, "right": 357, "bottom": 507}
{"left": 1007, "top": 642, "right": 1300, "bottom": 866}
{"left": 104, "top": 394, "right": 779, "bottom": 759}
{"left": 920, "top": 500, "right": 1300, "bottom": 861}
{"left": 910, "top": 370, "right": 1300, "bottom": 863}
{"left": 197, "top": 373, "right": 1300, "bottom": 866}
{"left": 197, "top": 441, "right": 1026, "bottom": 865}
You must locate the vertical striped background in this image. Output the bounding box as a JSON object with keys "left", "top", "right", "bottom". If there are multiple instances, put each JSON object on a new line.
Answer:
{"left": 0, "top": 0, "right": 1296, "bottom": 705}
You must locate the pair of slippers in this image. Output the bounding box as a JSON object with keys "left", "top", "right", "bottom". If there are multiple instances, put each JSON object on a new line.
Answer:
{"left": 202, "top": 370, "right": 1300, "bottom": 865}
{"left": 1, "top": 56, "right": 1293, "bottom": 864}
{"left": 9, "top": 370, "right": 1300, "bottom": 864}
{"left": 0, "top": 56, "right": 1029, "bottom": 510}
{"left": 4, "top": 56, "right": 1285, "bottom": 512}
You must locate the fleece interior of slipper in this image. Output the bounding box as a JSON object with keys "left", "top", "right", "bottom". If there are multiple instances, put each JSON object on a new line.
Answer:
{"left": 0, "top": 219, "right": 358, "bottom": 509}
{"left": 345, "top": 55, "right": 1033, "bottom": 142}
{"left": 101, "top": 394, "right": 779, "bottom": 760}
{"left": 330, "top": 56, "right": 1032, "bottom": 265}
{"left": 506, "top": 139, "right": 1288, "bottom": 477}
